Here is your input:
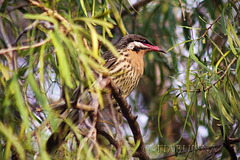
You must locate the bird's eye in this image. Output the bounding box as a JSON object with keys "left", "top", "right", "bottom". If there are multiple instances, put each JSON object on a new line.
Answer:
{"left": 143, "top": 39, "right": 147, "bottom": 43}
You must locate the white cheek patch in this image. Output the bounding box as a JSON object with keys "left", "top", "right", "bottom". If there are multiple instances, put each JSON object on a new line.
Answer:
{"left": 127, "top": 41, "right": 149, "bottom": 50}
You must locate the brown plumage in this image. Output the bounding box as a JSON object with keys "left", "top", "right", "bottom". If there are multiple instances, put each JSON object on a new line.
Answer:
{"left": 103, "top": 34, "right": 165, "bottom": 98}
{"left": 46, "top": 34, "right": 166, "bottom": 154}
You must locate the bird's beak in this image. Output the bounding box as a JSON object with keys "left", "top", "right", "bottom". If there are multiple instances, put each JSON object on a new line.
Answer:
{"left": 143, "top": 44, "right": 167, "bottom": 54}
{"left": 158, "top": 48, "right": 167, "bottom": 54}
{"left": 153, "top": 46, "right": 167, "bottom": 54}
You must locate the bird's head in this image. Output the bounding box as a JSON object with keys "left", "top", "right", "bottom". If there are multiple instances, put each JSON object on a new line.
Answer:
{"left": 115, "top": 34, "right": 166, "bottom": 55}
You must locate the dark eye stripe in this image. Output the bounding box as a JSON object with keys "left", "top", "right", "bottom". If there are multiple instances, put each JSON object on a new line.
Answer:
{"left": 140, "top": 39, "right": 152, "bottom": 45}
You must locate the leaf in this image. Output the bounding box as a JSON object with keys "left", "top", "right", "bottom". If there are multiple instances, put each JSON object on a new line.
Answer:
{"left": 39, "top": 43, "right": 45, "bottom": 84}
{"left": 220, "top": 7, "right": 227, "bottom": 35}
{"left": 211, "top": 85, "right": 233, "bottom": 124}
{"left": 228, "top": 20, "right": 240, "bottom": 47}
{"left": 28, "top": 74, "right": 58, "bottom": 130}
{"left": 92, "top": 0, "right": 95, "bottom": 17}
{"left": 0, "top": 122, "right": 26, "bottom": 160}
{"left": 173, "top": 85, "right": 198, "bottom": 145}
{"left": 227, "top": 80, "right": 240, "bottom": 121}
{"left": 206, "top": 35, "right": 228, "bottom": 66}
{"left": 215, "top": 50, "right": 231, "bottom": 72}
{"left": 167, "top": 39, "right": 192, "bottom": 53}
{"left": 204, "top": 91, "right": 219, "bottom": 121}
{"left": 87, "top": 23, "right": 99, "bottom": 58}
{"left": 105, "top": 16, "right": 117, "bottom": 25}
{"left": 131, "top": 140, "right": 141, "bottom": 156}
{"left": 28, "top": 74, "right": 47, "bottom": 106}
{"left": 10, "top": 75, "right": 29, "bottom": 128}
{"left": 186, "top": 56, "right": 191, "bottom": 100}
{"left": 189, "top": 41, "right": 219, "bottom": 78}
{"left": 74, "top": 17, "right": 114, "bottom": 28}
{"left": 158, "top": 89, "right": 175, "bottom": 137}
{"left": 49, "top": 30, "right": 73, "bottom": 88}
{"left": 0, "top": 62, "right": 10, "bottom": 82}
{"left": 108, "top": 1, "right": 127, "bottom": 35}
{"left": 236, "top": 56, "right": 240, "bottom": 88}
{"left": 79, "top": 0, "right": 88, "bottom": 17}
{"left": 227, "top": 21, "right": 238, "bottom": 56}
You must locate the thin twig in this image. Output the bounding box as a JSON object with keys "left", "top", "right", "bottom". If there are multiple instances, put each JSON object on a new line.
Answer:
{"left": 155, "top": 144, "right": 223, "bottom": 160}
{"left": 200, "top": 15, "right": 221, "bottom": 39}
{"left": 0, "top": 17, "right": 16, "bottom": 71}
{"left": 122, "top": 0, "right": 153, "bottom": 16}
{"left": 178, "top": 56, "right": 237, "bottom": 94}
{"left": 218, "top": 125, "right": 237, "bottom": 160}
{"left": 0, "top": 38, "right": 51, "bottom": 55}
{"left": 6, "top": 4, "right": 29, "bottom": 14}
{"left": 27, "top": 0, "right": 72, "bottom": 31}
{"left": 204, "top": 145, "right": 223, "bottom": 160}
{"left": 97, "top": 129, "right": 120, "bottom": 149}
{"left": 203, "top": 56, "right": 237, "bottom": 91}
{"left": 178, "top": 0, "right": 185, "bottom": 21}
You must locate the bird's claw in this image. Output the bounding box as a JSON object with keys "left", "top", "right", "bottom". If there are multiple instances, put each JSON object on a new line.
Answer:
{"left": 117, "top": 87, "right": 123, "bottom": 95}
{"left": 114, "top": 103, "right": 122, "bottom": 113}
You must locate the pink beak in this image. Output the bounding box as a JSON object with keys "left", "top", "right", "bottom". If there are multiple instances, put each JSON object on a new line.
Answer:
{"left": 143, "top": 43, "right": 166, "bottom": 53}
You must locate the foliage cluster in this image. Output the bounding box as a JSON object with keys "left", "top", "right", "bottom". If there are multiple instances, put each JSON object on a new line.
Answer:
{"left": 0, "top": 0, "right": 240, "bottom": 159}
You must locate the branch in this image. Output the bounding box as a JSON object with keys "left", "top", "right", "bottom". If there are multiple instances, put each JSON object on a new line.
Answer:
{"left": 199, "top": 15, "right": 221, "bottom": 39}
{"left": 154, "top": 123, "right": 240, "bottom": 159}
{"left": 97, "top": 129, "right": 120, "bottom": 150}
{"left": 176, "top": 56, "right": 237, "bottom": 95}
{"left": 27, "top": 0, "right": 72, "bottom": 31}
{"left": 218, "top": 125, "right": 237, "bottom": 160}
{"left": 156, "top": 144, "right": 223, "bottom": 160}
{"left": 178, "top": 0, "right": 186, "bottom": 21}
{"left": 6, "top": 4, "right": 29, "bottom": 14}
{"left": 109, "top": 80, "right": 150, "bottom": 160}
{"left": 0, "top": 38, "right": 51, "bottom": 55}
{"left": 202, "top": 56, "right": 237, "bottom": 92}
{"left": 121, "top": 0, "right": 153, "bottom": 17}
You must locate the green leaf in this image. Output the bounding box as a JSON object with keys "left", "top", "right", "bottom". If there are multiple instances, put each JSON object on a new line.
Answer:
{"left": 189, "top": 42, "right": 219, "bottom": 78}
{"left": 227, "top": 21, "right": 238, "bottom": 56}
{"left": 108, "top": 1, "right": 127, "bottom": 35}
{"left": 220, "top": 8, "right": 227, "bottom": 35}
{"left": 39, "top": 43, "right": 45, "bottom": 84}
{"left": 0, "top": 122, "right": 26, "bottom": 160}
{"left": 186, "top": 56, "right": 191, "bottom": 100}
{"left": 74, "top": 17, "right": 114, "bottom": 28}
{"left": 49, "top": 30, "right": 74, "bottom": 88}
{"left": 167, "top": 39, "right": 192, "bottom": 53}
{"left": 227, "top": 80, "right": 240, "bottom": 121}
{"left": 207, "top": 35, "right": 228, "bottom": 66}
{"left": 228, "top": 20, "right": 240, "bottom": 47}
{"left": 211, "top": 85, "right": 233, "bottom": 124}
{"left": 236, "top": 56, "right": 240, "bottom": 88}
{"left": 79, "top": 0, "right": 88, "bottom": 17}
{"left": 10, "top": 75, "right": 29, "bottom": 128}
{"left": 0, "top": 62, "right": 10, "bottom": 82}
{"left": 158, "top": 89, "right": 176, "bottom": 137}
{"left": 173, "top": 85, "right": 198, "bottom": 145}
{"left": 28, "top": 74, "right": 58, "bottom": 130}
{"left": 204, "top": 91, "right": 219, "bottom": 121}
{"left": 28, "top": 74, "right": 47, "bottom": 106}
{"left": 215, "top": 50, "right": 231, "bottom": 72}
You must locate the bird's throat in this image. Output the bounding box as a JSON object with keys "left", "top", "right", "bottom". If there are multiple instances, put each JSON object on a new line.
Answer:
{"left": 127, "top": 50, "right": 145, "bottom": 76}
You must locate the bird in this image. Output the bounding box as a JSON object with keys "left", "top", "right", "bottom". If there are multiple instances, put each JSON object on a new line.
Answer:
{"left": 103, "top": 34, "right": 166, "bottom": 98}
{"left": 46, "top": 34, "right": 166, "bottom": 154}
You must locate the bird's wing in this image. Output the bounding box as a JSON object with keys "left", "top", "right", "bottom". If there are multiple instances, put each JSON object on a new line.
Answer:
{"left": 102, "top": 51, "right": 117, "bottom": 69}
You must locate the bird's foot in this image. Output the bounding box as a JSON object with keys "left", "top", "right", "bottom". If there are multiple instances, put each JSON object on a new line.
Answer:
{"left": 114, "top": 103, "right": 121, "bottom": 113}
{"left": 117, "top": 87, "right": 123, "bottom": 95}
